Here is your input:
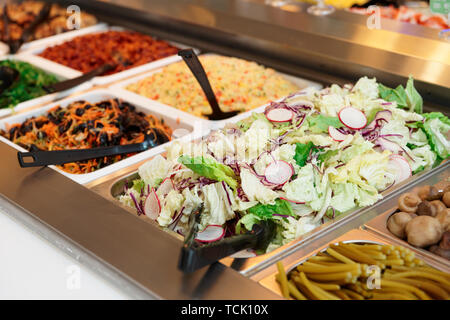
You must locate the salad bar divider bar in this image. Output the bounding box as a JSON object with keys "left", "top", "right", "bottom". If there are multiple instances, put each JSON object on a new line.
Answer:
{"left": 0, "top": 0, "right": 448, "bottom": 299}
{"left": 51, "top": 0, "right": 450, "bottom": 109}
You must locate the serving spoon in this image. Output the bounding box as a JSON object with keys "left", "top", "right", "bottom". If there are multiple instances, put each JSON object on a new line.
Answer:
{"left": 178, "top": 49, "right": 239, "bottom": 120}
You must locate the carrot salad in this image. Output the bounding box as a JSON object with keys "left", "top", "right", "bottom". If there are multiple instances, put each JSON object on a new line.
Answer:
{"left": 0, "top": 99, "right": 173, "bottom": 174}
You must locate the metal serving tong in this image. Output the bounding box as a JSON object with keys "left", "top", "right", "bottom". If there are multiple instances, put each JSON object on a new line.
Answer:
{"left": 17, "top": 129, "right": 169, "bottom": 168}
{"left": 178, "top": 49, "right": 239, "bottom": 120}
{"left": 3, "top": 3, "right": 52, "bottom": 54}
{"left": 178, "top": 207, "right": 277, "bottom": 273}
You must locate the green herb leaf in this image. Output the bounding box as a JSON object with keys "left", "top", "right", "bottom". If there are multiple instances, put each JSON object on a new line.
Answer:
{"left": 405, "top": 77, "right": 423, "bottom": 114}
{"left": 294, "top": 142, "right": 318, "bottom": 167}
{"left": 307, "top": 114, "right": 343, "bottom": 134}
{"left": 178, "top": 155, "right": 238, "bottom": 190}
{"left": 236, "top": 199, "right": 294, "bottom": 233}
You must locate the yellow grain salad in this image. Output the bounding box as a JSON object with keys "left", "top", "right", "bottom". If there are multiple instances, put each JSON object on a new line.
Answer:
{"left": 126, "top": 55, "right": 299, "bottom": 118}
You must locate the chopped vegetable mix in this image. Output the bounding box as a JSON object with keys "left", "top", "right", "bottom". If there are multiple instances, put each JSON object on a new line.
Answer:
{"left": 0, "top": 60, "right": 58, "bottom": 109}
{"left": 126, "top": 55, "right": 300, "bottom": 118}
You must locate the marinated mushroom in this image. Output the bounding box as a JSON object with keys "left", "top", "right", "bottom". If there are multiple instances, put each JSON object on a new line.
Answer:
{"left": 416, "top": 201, "right": 437, "bottom": 217}
{"left": 429, "top": 200, "right": 447, "bottom": 215}
{"left": 405, "top": 216, "right": 443, "bottom": 248}
{"left": 434, "top": 180, "right": 450, "bottom": 194}
{"left": 398, "top": 193, "right": 421, "bottom": 213}
{"left": 418, "top": 185, "right": 442, "bottom": 201}
{"left": 442, "top": 191, "right": 450, "bottom": 207}
{"left": 436, "top": 208, "right": 450, "bottom": 232}
{"left": 387, "top": 212, "right": 413, "bottom": 239}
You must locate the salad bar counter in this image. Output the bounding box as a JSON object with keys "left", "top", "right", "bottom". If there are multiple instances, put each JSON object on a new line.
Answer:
{"left": 0, "top": 0, "right": 449, "bottom": 300}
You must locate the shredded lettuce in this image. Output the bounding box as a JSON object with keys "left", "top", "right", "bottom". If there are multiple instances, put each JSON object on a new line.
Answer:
{"left": 236, "top": 199, "right": 293, "bottom": 233}
{"left": 178, "top": 155, "right": 238, "bottom": 190}
{"left": 293, "top": 142, "right": 318, "bottom": 167}
{"left": 378, "top": 77, "right": 423, "bottom": 114}
{"left": 306, "top": 114, "right": 343, "bottom": 134}
{"left": 408, "top": 112, "right": 450, "bottom": 160}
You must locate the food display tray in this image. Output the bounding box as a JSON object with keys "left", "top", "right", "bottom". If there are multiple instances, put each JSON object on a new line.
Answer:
{"left": 0, "top": 23, "right": 109, "bottom": 56}
{"left": 0, "top": 88, "right": 205, "bottom": 185}
{"left": 257, "top": 228, "right": 449, "bottom": 299}
{"left": 19, "top": 24, "right": 197, "bottom": 86}
{"left": 0, "top": 54, "right": 93, "bottom": 119}
{"left": 109, "top": 53, "right": 323, "bottom": 128}
{"left": 365, "top": 207, "right": 450, "bottom": 268}
{"left": 86, "top": 116, "right": 450, "bottom": 276}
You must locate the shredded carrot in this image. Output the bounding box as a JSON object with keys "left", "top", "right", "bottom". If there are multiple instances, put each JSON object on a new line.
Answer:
{"left": 0, "top": 98, "right": 173, "bottom": 174}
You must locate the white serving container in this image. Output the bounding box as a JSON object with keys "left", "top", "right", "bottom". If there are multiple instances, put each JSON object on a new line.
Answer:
{"left": 0, "top": 89, "right": 205, "bottom": 185}
{"left": 0, "top": 23, "right": 109, "bottom": 56}
{"left": 110, "top": 53, "right": 323, "bottom": 130}
{"left": 20, "top": 25, "right": 194, "bottom": 86}
{"left": 0, "top": 54, "right": 92, "bottom": 119}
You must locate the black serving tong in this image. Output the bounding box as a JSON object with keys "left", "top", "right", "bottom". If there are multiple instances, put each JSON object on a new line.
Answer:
{"left": 0, "top": 65, "right": 19, "bottom": 94}
{"left": 178, "top": 211, "right": 277, "bottom": 273}
{"left": 43, "top": 63, "right": 116, "bottom": 93}
{"left": 17, "top": 129, "right": 169, "bottom": 168}
{"left": 178, "top": 49, "right": 239, "bottom": 120}
{"left": 4, "top": 3, "right": 52, "bottom": 54}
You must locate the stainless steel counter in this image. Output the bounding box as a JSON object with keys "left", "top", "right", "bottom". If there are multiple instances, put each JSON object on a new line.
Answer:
{"left": 53, "top": 0, "right": 450, "bottom": 109}
{"left": 0, "top": 142, "right": 280, "bottom": 299}
{"left": 0, "top": 0, "right": 448, "bottom": 299}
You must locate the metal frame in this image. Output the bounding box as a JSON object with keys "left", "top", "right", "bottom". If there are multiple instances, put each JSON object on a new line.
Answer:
{"left": 0, "top": 0, "right": 448, "bottom": 299}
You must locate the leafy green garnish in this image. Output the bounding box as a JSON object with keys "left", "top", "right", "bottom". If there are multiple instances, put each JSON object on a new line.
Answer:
{"left": 132, "top": 179, "right": 145, "bottom": 193}
{"left": 317, "top": 149, "right": 339, "bottom": 164}
{"left": 294, "top": 142, "right": 318, "bottom": 167}
{"left": 366, "top": 107, "right": 384, "bottom": 125}
{"left": 378, "top": 76, "right": 423, "bottom": 114}
{"left": 236, "top": 199, "right": 294, "bottom": 233}
{"left": 307, "top": 114, "right": 343, "bottom": 133}
{"left": 0, "top": 60, "right": 59, "bottom": 109}
{"left": 407, "top": 112, "right": 450, "bottom": 160}
{"left": 248, "top": 198, "right": 294, "bottom": 218}
{"left": 178, "top": 155, "right": 238, "bottom": 190}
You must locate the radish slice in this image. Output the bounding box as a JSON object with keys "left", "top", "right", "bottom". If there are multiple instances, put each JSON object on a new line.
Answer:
{"left": 377, "top": 137, "right": 403, "bottom": 153}
{"left": 266, "top": 108, "right": 294, "bottom": 123}
{"left": 387, "top": 155, "right": 412, "bottom": 185}
{"left": 157, "top": 177, "right": 175, "bottom": 197}
{"left": 265, "top": 160, "right": 293, "bottom": 185}
{"left": 328, "top": 126, "right": 348, "bottom": 142}
{"left": 144, "top": 188, "right": 161, "bottom": 220}
{"left": 338, "top": 107, "right": 367, "bottom": 130}
{"left": 279, "top": 197, "right": 305, "bottom": 204}
{"left": 195, "top": 225, "right": 225, "bottom": 243}
{"left": 230, "top": 249, "right": 257, "bottom": 259}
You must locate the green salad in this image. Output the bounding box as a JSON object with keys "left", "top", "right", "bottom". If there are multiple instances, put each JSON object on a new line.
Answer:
{"left": 119, "top": 76, "right": 450, "bottom": 255}
{"left": 0, "top": 60, "right": 59, "bottom": 109}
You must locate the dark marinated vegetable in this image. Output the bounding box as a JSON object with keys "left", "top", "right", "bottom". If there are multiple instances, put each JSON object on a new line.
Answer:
{"left": 0, "top": 98, "right": 173, "bottom": 174}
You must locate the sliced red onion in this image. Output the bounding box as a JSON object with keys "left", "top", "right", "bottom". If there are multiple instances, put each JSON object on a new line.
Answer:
{"left": 129, "top": 192, "right": 144, "bottom": 216}
{"left": 221, "top": 181, "right": 233, "bottom": 206}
